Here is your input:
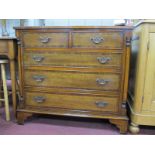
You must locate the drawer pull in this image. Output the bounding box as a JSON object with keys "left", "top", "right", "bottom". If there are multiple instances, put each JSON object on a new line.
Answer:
{"left": 33, "top": 96, "right": 45, "bottom": 103}
{"left": 33, "top": 75, "right": 45, "bottom": 82}
{"left": 97, "top": 57, "right": 111, "bottom": 64}
{"left": 95, "top": 101, "right": 108, "bottom": 107}
{"left": 39, "top": 37, "right": 50, "bottom": 43}
{"left": 33, "top": 56, "right": 44, "bottom": 62}
{"left": 91, "top": 36, "right": 104, "bottom": 44}
{"left": 96, "top": 78, "right": 110, "bottom": 85}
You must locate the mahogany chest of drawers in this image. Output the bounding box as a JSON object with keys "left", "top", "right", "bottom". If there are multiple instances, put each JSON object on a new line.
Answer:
{"left": 15, "top": 26, "right": 132, "bottom": 133}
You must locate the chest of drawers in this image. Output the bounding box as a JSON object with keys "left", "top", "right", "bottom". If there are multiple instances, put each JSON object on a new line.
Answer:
{"left": 15, "top": 26, "right": 132, "bottom": 133}
{"left": 128, "top": 20, "right": 155, "bottom": 133}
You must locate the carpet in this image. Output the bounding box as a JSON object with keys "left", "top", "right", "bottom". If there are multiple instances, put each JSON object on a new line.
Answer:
{"left": 1, "top": 107, "right": 155, "bottom": 135}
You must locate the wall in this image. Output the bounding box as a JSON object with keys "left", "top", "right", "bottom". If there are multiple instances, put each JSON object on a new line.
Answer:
{"left": 0, "top": 19, "right": 115, "bottom": 37}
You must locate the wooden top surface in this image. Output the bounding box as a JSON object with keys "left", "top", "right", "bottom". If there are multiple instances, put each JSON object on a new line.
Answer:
{"left": 14, "top": 26, "right": 133, "bottom": 30}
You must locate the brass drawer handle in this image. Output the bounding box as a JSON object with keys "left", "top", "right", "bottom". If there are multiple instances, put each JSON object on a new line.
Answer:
{"left": 39, "top": 36, "right": 50, "bottom": 43}
{"left": 97, "top": 57, "right": 111, "bottom": 64}
{"left": 33, "top": 96, "right": 45, "bottom": 103}
{"left": 33, "top": 75, "right": 45, "bottom": 82}
{"left": 91, "top": 36, "right": 104, "bottom": 44}
{"left": 95, "top": 101, "right": 108, "bottom": 107}
{"left": 96, "top": 78, "right": 110, "bottom": 85}
{"left": 32, "top": 56, "right": 44, "bottom": 62}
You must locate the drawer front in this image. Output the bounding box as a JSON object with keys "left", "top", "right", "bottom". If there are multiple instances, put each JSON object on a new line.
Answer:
{"left": 23, "top": 51, "right": 122, "bottom": 68}
{"left": 72, "top": 32, "right": 123, "bottom": 49}
{"left": 25, "top": 92, "right": 119, "bottom": 112}
{"left": 0, "top": 40, "right": 8, "bottom": 53}
{"left": 24, "top": 70, "right": 120, "bottom": 91}
{"left": 22, "top": 32, "right": 69, "bottom": 48}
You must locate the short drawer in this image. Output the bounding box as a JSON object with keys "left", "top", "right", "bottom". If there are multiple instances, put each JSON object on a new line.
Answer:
{"left": 22, "top": 32, "right": 69, "bottom": 48}
{"left": 23, "top": 51, "right": 122, "bottom": 68}
{"left": 25, "top": 91, "right": 119, "bottom": 112}
{"left": 0, "top": 40, "right": 8, "bottom": 53}
{"left": 24, "top": 70, "right": 121, "bottom": 91}
{"left": 72, "top": 32, "right": 123, "bottom": 49}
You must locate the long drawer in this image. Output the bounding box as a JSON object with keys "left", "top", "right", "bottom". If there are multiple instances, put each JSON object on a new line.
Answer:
{"left": 25, "top": 91, "right": 119, "bottom": 112}
{"left": 72, "top": 32, "right": 123, "bottom": 49}
{"left": 22, "top": 32, "right": 69, "bottom": 48}
{"left": 23, "top": 51, "right": 122, "bottom": 68}
{"left": 24, "top": 70, "right": 121, "bottom": 91}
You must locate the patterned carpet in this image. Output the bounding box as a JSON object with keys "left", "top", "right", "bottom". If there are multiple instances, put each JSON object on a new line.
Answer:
{"left": 1, "top": 107, "right": 155, "bottom": 135}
